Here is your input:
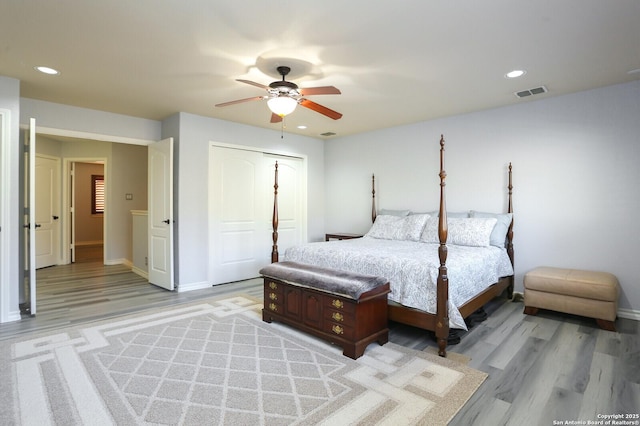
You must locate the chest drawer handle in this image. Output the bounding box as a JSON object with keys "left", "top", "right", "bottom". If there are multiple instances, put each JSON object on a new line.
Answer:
{"left": 269, "top": 303, "right": 277, "bottom": 311}
{"left": 332, "top": 312, "right": 344, "bottom": 322}
{"left": 332, "top": 325, "right": 344, "bottom": 335}
{"left": 269, "top": 281, "right": 278, "bottom": 290}
{"left": 331, "top": 299, "right": 344, "bottom": 309}
{"left": 269, "top": 292, "right": 278, "bottom": 301}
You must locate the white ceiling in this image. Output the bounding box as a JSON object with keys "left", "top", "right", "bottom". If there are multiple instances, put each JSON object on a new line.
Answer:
{"left": 1, "top": 1, "right": 639, "bottom": 139}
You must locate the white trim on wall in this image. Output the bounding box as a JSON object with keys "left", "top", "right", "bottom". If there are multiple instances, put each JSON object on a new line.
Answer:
{"left": 0, "top": 109, "right": 17, "bottom": 323}
{"left": 618, "top": 308, "right": 640, "bottom": 322}
{"left": 22, "top": 125, "right": 153, "bottom": 147}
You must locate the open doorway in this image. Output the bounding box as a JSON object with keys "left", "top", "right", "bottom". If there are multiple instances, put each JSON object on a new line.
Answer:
{"left": 31, "top": 133, "right": 150, "bottom": 314}
{"left": 71, "top": 161, "right": 105, "bottom": 263}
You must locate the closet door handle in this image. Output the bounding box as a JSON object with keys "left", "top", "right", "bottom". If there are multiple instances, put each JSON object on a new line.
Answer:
{"left": 162, "top": 219, "right": 170, "bottom": 224}
{"left": 53, "top": 215, "right": 59, "bottom": 220}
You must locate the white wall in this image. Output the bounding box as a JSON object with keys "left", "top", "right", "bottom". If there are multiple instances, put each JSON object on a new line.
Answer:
{"left": 21, "top": 98, "right": 160, "bottom": 142}
{"left": 111, "top": 143, "right": 148, "bottom": 262}
{"left": 163, "top": 112, "right": 325, "bottom": 290}
{"left": 325, "top": 80, "right": 640, "bottom": 314}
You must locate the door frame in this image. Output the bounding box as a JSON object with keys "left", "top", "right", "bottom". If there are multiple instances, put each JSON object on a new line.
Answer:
{"left": 35, "top": 127, "right": 152, "bottom": 264}
{"left": 61, "top": 158, "right": 107, "bottom": 265}
{"left": 207, "top": 141, "right": 308, "bottom": 285}
{"left": 0, "top": 109, "right": 14, "bottom": 323}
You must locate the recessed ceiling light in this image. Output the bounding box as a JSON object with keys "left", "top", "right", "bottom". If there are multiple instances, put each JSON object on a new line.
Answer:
{"left": 35, "top": 66, "right": 60, "bottom": 75}
{"left": 297, "top": 125, "right": 307, "bottom": 129}
{"left": 505, "top": 69, "right": 526, "bottom": 79}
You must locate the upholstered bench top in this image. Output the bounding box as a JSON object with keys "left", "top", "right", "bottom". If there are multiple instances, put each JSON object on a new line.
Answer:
{"left": 524, "top": 266, "right": 619, "bottom": 302}
{"left": 259, "top": 261, "right": 389, "bottom": 300}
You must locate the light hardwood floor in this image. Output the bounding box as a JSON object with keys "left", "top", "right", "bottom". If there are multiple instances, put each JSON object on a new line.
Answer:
{"left": 2, "top": 262, "right": 638, "bottom": 425}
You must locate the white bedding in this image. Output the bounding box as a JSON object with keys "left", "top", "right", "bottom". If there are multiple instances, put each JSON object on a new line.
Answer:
{"left": 283, "top": 236, "right": 514, "bottom": 330}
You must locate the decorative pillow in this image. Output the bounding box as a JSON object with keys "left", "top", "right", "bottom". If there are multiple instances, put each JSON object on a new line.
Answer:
{"left": 378, "top": 209, "right": 410, "bottom": 217}
{"left": 448, "top": 217, "right": 497, "bottom": 247}
{"left": 420, "top": 216, "right": 441, "bottom": 243}
{"left": 420, "top": 217, "right": 497, "bottom": 247}
{"left": 397, "top": 213, "right": 430, "bottom": 241}
{"left": 469, "top": 211, "right": 513, "bottom": 247}
{"left": 366, "top": 214, "right": 430, "bottom": 241}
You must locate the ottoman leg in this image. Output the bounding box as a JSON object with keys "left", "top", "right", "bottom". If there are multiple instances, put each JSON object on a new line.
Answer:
{"left": 524, "top": 306, "right": 538, "bottom": 316}
{"left": 596, "top": 319, "right": 616, "bottom": 332}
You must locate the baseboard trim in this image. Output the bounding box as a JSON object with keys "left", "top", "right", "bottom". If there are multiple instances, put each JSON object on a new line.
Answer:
{"left": 1, "top": 310, "right": 22, "bottom": 324}
{"left": 618, "top": 308, "right": 640, "bottom": 321}
{"left": 177, "top": 281, "right": 211, "bottom": 293}
{"left": 131, "top": 266, "right": 148, "bottom": 280}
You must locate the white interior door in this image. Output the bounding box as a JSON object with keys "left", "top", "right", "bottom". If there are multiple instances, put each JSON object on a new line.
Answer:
{"left": 148, "top": 137, "right": 174, "bottom": 290}
{"left": 35, "top": 155, "right": 60, "bottom": 268}
{"left": 26, "top": 118, "right": 37, "bottom": 314}
{"left": 209, "top": 146, "right": 304, "bottom": 285}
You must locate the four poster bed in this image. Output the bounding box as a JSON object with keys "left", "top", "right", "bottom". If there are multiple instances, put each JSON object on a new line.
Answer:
{"left": 268, "top": 135, "right": 515, "bottom": 357}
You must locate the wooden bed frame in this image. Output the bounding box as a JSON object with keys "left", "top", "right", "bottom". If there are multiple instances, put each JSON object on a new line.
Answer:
{"left": 270, "top": 135, "right": 514, "bottom": 357}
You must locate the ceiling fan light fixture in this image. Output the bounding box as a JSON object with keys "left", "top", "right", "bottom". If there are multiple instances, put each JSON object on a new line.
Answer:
{"left": 267, "top": 96, "right": 297, "bottom": 117}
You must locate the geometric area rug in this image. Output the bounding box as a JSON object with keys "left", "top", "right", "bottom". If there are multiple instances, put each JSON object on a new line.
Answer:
{"left": 0, "top": 295, "right": 487, "bottom": 425}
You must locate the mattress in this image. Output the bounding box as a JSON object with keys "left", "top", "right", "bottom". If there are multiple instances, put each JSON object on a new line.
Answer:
{"left": 283, "top": 236, "right": 514, "bottom": 329}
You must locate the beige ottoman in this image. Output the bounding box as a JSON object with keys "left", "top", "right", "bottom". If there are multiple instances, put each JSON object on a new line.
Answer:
{"left": 523, "top": 266, "right": 619, "bottom": 331}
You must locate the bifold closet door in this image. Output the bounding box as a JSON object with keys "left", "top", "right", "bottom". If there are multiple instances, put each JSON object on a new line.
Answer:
{"left": 209, "top": 146, "right": 303, "bottom": 285}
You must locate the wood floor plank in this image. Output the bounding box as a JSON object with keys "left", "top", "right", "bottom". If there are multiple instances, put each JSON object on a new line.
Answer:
{"left": 539, "top": 387, "right": 584, "bottom": 425}
{"left": 486, "top": 321, "right": 540, "bottom": 370}
{"left": 501, "top": 323, "right": 592, "bottom": 423}
{"left": 578, "top": 351, "right": 617, "bottom": 420}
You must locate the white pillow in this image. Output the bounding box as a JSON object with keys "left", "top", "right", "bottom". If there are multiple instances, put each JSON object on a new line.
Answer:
{"left": 420, "top": 216, "right": 441, "bottom": 243}
{"left": 420, "top": 217, "right": 497, "bottom": 247}
{"left": 366, "top": 214, "right": 430, "bottom": 241}
{"left": 449, "top": 217, "right": 497, "bottom": 247}
{"left": 469, "top": 211, "right": 513, "bottom": 247}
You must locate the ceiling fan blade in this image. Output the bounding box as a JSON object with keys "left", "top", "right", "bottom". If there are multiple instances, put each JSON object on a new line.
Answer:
{"left": 300, "top": 99, "right": 343, "bottom": 120}
{"left": 215, "top": 96, "right": 264, "bottom": 107}
{"left": 299, "top": 86, "right": 341, "bottom": 96}
{"left": 270, "top": 113, "right": 283, "bottom": 123}
{"left": 237, "top": 79, "right": 269, "bottom": 90}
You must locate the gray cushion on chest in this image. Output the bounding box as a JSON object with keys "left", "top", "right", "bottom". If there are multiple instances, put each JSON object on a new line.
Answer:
{"left": 259, "top": 261, "right": 388, "bottom": 300}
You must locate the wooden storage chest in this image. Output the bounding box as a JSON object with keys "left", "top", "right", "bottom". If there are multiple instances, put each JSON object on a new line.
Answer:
{"left": 260, "top": 262, "right": 390, "bottom": 359}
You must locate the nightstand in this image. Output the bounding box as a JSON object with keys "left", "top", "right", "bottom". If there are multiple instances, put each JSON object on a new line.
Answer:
{"left": 325, "top": 233, "right": 363, "bottom": 241}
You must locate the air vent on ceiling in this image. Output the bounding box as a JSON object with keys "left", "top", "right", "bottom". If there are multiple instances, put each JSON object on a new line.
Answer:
{"left": 320, "top": 132, "right": 337, "bottom": 137}
{"left": 515, "top": 86, "right": 547, "bottom": 98}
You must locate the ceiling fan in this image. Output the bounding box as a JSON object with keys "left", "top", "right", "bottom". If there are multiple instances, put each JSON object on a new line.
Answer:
{"left": 215, "top": 66, "right": 343, "bottom": 123}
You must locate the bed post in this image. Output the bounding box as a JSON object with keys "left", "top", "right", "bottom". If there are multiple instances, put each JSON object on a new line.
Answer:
{"left": 271, "top": 161, "right": 279, "bottom": 263}
{"left": 506, "top": 162, "right": 514, "bottom": 297}
{"left": 507, "top": 163, "right": 514, "bottom": 265}
{"left": 436, "top": 135, "right": 450, "bottom": 357}
{"left": 371, "top": 174, "right": 377, "bottom": 223}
